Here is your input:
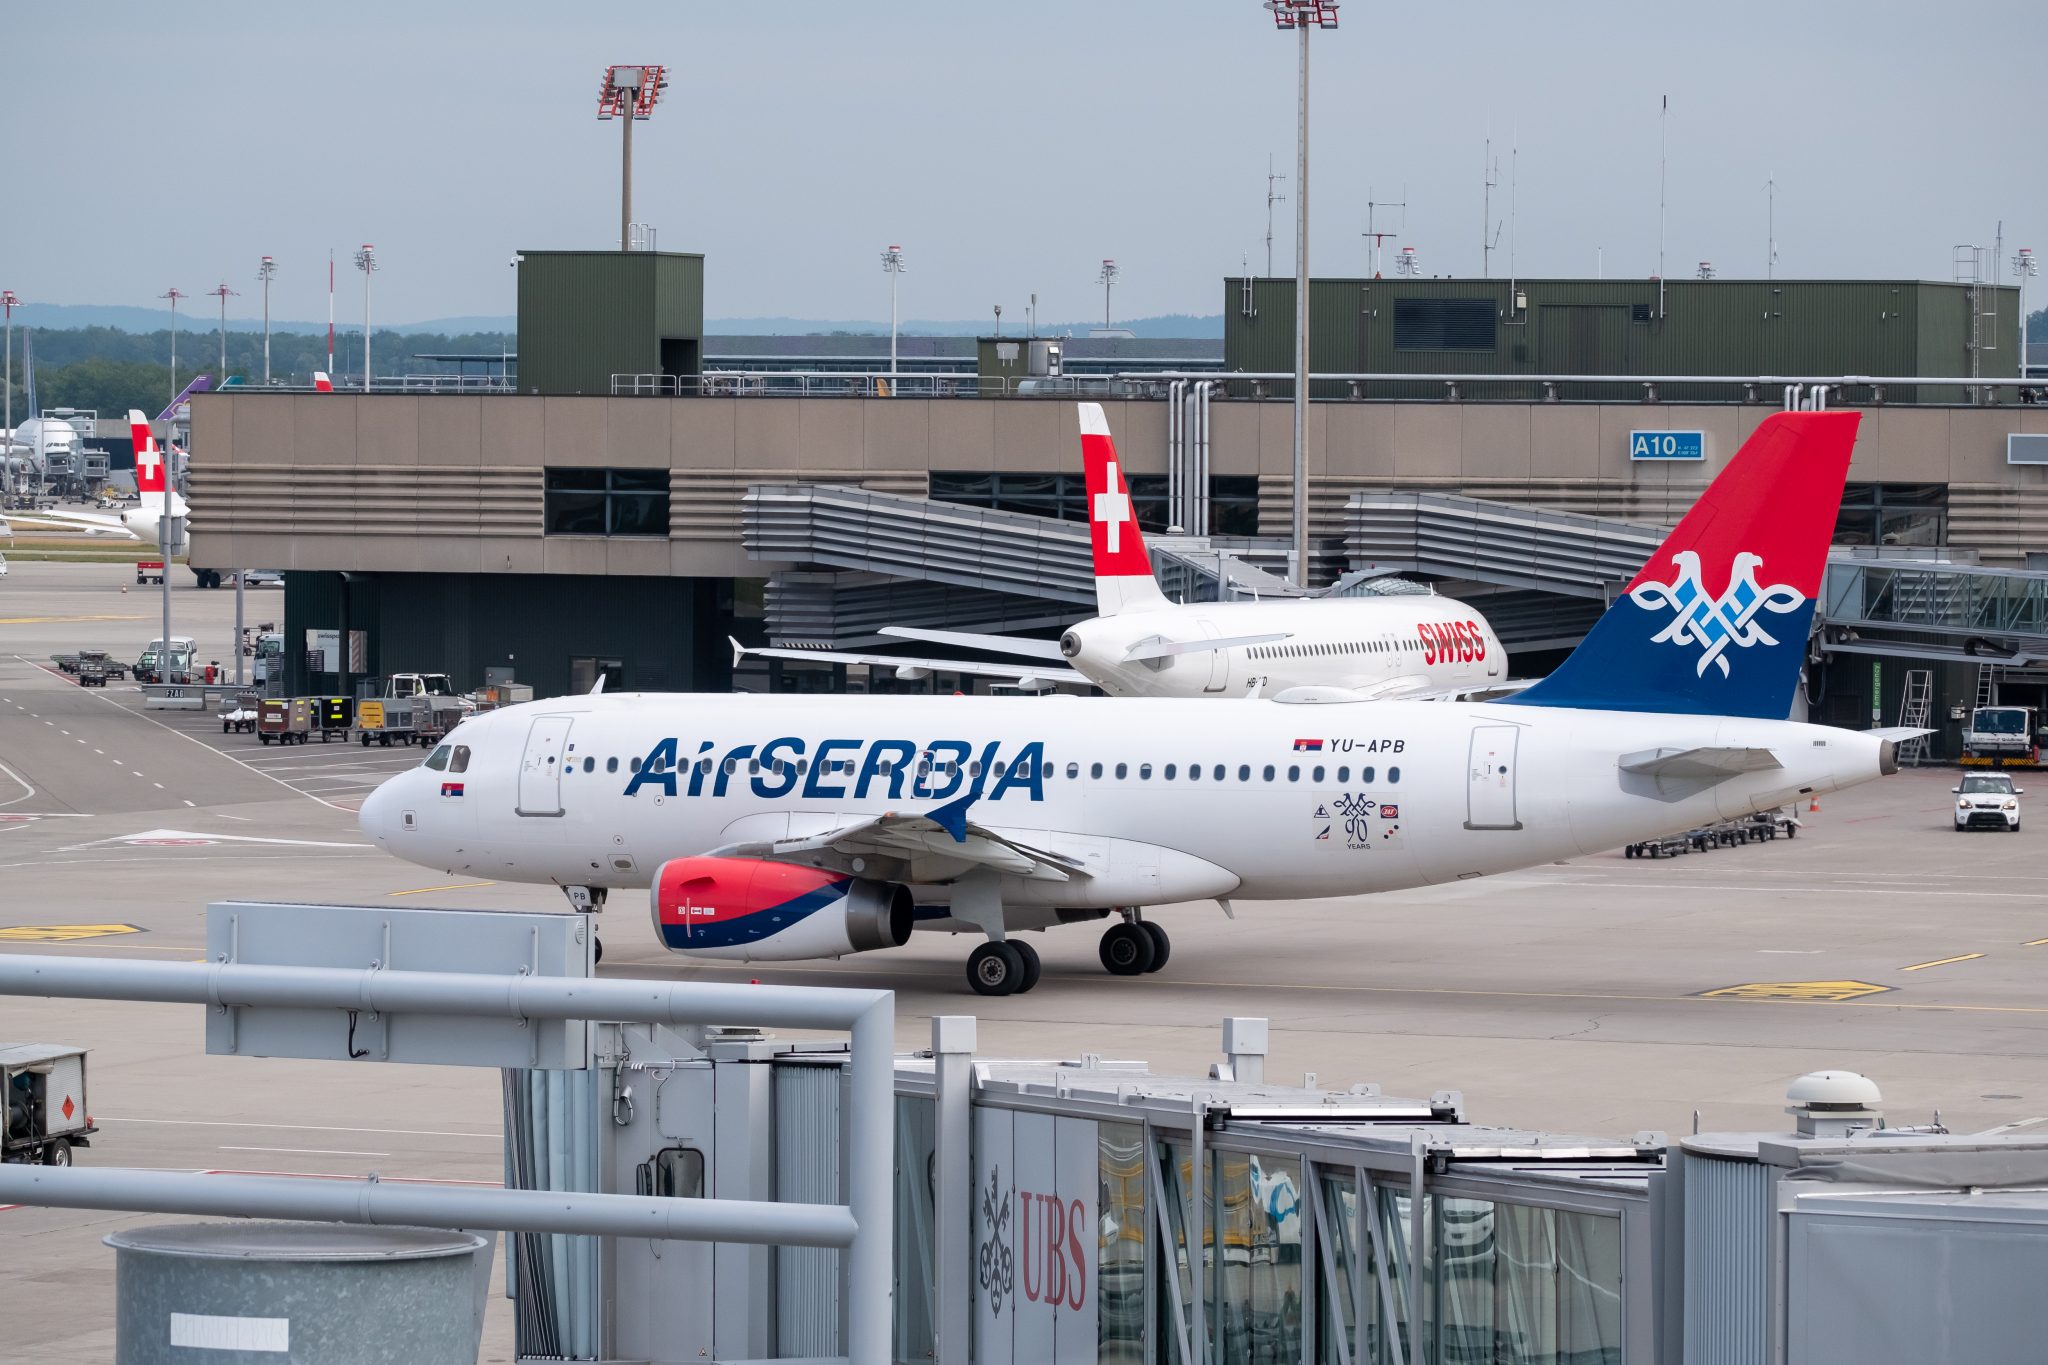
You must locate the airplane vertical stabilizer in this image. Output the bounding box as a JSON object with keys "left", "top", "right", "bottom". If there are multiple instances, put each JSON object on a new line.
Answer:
{"left": 1078, "top": 403, "right": 1170, "bottom": 617}
{"left": 1513, "top": 411, "right": 1858, "bottom": 719}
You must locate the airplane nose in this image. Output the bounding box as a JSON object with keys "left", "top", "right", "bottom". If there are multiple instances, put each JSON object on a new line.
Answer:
{"left": 358, "top": 775, "right": 401, "bottom": 848}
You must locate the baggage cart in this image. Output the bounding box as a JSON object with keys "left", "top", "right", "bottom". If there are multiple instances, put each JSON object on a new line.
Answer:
{"left": 315, "top": 695, "right": 356, "bottom": 741}
{"left": 257, "top": 696, "right": 313, "bottom": 745}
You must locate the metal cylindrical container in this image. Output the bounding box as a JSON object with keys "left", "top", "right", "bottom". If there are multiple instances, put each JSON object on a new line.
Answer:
{"left": 106, "top": 1221, "right": 486, "bottom": 1364}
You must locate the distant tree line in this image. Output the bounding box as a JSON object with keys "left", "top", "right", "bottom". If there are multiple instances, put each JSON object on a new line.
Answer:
{"left": 1, "top": 326, "right": 514, "bottom": 423}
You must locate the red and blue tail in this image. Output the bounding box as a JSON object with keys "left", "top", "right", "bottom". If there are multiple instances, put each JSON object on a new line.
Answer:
{"left": 1514, "top": 411, "right": 1859, "bottom": 719}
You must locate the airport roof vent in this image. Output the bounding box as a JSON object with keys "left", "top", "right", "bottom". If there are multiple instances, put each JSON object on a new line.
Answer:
{"left": 1786, "top": 1069, "right": 1885, "bottom": 1137}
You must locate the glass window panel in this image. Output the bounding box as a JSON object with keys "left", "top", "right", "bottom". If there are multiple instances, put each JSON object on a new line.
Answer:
{"left": 1556, "top": 1210, "right": 1622, "bottom": 1365}
{"left": 545, "top": 490, "right": 606, "bottom": 535}
{"left": 1099, "top": 1121, "right": 1147, "bottom": 1364}
{"left": 545, "top": 467, "right": 606, "bottom": 491}
{"left": 1432, "top": 1197, "right": 1495, "bottom": 1365}
{"left": 1211, "top": 1151, "right": 1304, "bottom": 1365}
{"left": 608, "top": 467, "right": 669, "bottom": 493}
{"left": 1156, "top": 1140, "right": 1200, "bottom": 1364}
{"left": 1376, "top": 1187, "right": 1418, "bottom": 1365}
{"left": 609, "top": 492, "right": 670, "bottom": 537}
{"left": 1496, "top": 1202, "right": 1559, "bottom": 1365}
{"left": 892, "top": 1095, "right": 937, "bottom": 1361}
{"left": 1316, "top": 1171, "right": 1362, "bottom": 1365}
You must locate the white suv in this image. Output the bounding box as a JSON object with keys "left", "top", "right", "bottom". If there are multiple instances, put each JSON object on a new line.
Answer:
{"left": 1954, "top": 773, "right": 2023, "bottom": 832}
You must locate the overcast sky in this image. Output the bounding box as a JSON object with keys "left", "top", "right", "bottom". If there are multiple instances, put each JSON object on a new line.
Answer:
{"left": 6, "top": 1, "right": 2043, "bottom": 327}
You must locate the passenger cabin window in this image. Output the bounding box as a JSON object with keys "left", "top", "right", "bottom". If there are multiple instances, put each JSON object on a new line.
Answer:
{"left": 606, "top": 757, "right": 618, "bottom": 773}
{"left": 544, "top": 468, "right": 671, "bottom": 538}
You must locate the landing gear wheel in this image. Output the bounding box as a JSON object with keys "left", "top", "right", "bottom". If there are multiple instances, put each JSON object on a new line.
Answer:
{"left": 42, "top": 1139, "right": 71, "bottom": 1167}
{"left": 968, "top": 941, "right": 1025, "bottom": 996}
{"left": 1139, "top": 921, "right": 1170, "bottom": 973}
{"left": 1099, "top": 922, "right": 1157, "bottom": 977}
{"left": 1010, "top": 939, "right": 1042, "bottom": 993}
{"left": 593, "top": 937, "right": 604, "bottom": 964}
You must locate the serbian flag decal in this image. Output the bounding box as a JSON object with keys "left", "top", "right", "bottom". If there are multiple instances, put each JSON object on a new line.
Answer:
{"left": 440, "top": 782, "right": 465, "bottom": 798}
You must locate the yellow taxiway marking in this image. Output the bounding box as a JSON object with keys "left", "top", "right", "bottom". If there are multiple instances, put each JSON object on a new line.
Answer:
{"left": 1698, "top": 980, "right": 1892, "bottom": 1003}
{"left": 387, "top": 881, "right": 496, "bottom": 897}
{"left": 0, "top": 923, "right": 143, "bottom": 942}
{"left": 0, "top": 614, "right": 147, "bottom": 626}
{"left": 1901, "top": 953, "right": 1985, "bottom": 972}
{"left": 2025, "top": 938, "right": 2048, "bottom": 947}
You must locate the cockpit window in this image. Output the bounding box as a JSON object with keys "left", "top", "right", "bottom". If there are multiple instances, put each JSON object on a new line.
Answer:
{"left": 450, "top": 745, "right": 471, "bottom": 774}
{"left": 423, "top": 744, "right": 452, "bottom": 771}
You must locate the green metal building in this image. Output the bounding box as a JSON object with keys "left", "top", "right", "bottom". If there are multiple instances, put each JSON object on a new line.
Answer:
{"left": 516, "top": 249, "right": 704, "bottom": 396}
{"left": 1224, "top": 277, "right": 2022, "bottom": 400}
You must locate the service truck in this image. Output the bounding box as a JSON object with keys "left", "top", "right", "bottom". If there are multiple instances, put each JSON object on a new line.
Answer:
{"left": 1, "top": 1044, "right": 97, "bottom": 1166}
{"left": 1962, "top": 704, "right": 2042, "bottom": 768}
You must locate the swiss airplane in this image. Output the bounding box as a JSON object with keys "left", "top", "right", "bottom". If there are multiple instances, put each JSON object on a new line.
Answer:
{"left": 23, "top": 411, "right": 190, "bottom": 543}
{"left": 360, "top": 409, "right": 1908, "bottom": 995}
{"left": 739, "top": 403, "right": 1508, "bottom": 699}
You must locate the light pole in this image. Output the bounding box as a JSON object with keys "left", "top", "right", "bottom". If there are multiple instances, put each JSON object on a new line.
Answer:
{"left": 597, "top": 65, "right": 668, "bottom": 250}
{"left": 1097, "top": 259, "right": 1120, "bottom": 330}
{"left": 1265, "top": 0, "right": 1337, "bottom": 587}
{"left": 208, "top": 282, "right": 239, "bottom": 382}
{"left": 159, "top": 288, "right": 187, "bottom": 407}
{"left": 353, "top": 245, "right": 377, "bottom": 392}
{"left": 2017, "top": 247, "right": 2038, "bottom": 381}
{"left": 2, "top": 290, "right": 16, "bottom": 505}
{"left": 881, "top": 245, "right": 906, "bottom": 391}
{"left": 257, "top": 257, "right": 277, "bottom": 385}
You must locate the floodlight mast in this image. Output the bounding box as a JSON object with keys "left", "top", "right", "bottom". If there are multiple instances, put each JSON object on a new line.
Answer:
{"left": 353, "top": 246, "right": 377, "bottom": 393}
{"left": 1265, "top": 0, "right": 1336, "bottom": 587}
{"left": 1097, "top": 259, "right": 1120, "bottom": 329}
{"left": 159, "top": 288, "right": 187, "bottom": 406}
{"left": 598, "top": 65, "right": 668, "bottom": 252}
{"left": 208, "top": 282, "right": 239, "bottom": 382}
{"left": 881, "top": 245, "right": 906, "bottom": 389}
{"left": 2016, "top": 247, "right": 2037, "bottom": 378}
{"left": 2, "top": 290, "right": 16, "bottom": 503}
{"left": 257, "top": 257, "right": 277, "bottom": 385}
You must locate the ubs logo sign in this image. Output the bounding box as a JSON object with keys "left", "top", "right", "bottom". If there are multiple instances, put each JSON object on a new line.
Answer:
{"left": 1020, "top": 1190, "right": 1087, "bottom": 1311}
{"left": 978, "top": 1166, "right": 1014, "bottom": 1316}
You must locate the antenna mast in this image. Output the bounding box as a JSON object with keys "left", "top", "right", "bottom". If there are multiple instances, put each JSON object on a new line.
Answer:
{"left": 1363, "top": 185, "right": 1406, "bottom": 277}
{"left": 1481, "top": 135, "right": 1500, "bottom": 278}
{"left": 1657, "top": 95, "right": 1668, "bottom": 317}
{"left": 1264, "top": 154, "right": 1287, "bottom": 277}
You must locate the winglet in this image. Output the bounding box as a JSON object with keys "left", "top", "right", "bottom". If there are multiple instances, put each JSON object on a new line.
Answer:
{"left": 313, "top": 371, "right": 334, "bottom": 393}
{"left": 729, "top": 635, "right": 747, "bottom": 670}
{"left": 927, "top": 792, "right": 974, "bottom": 843}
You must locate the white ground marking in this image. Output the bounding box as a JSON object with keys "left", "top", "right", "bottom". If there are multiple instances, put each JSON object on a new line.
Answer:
{"left": 61, "top": 828, "right": 371, "bottom": 851}
{"left": 102, "top": 1116, "right": 499, "bottom": 1139}
{"left": 0, "top": 760, "right": 34, "bottom": 809}
{"left": 219, "top": 1146, "right": 393, "bottom": 1158}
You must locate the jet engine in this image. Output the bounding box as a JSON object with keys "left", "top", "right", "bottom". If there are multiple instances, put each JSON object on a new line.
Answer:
{"left": 647, "top": 857, "right": 914, "bottom": 963}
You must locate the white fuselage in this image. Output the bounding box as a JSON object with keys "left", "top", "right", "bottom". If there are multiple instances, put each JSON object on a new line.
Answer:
{"left": 361, "top": 692, "right": 1891, "bottom": 935}
{"left": 1064, "top": 595, "right": 1506, "bottom": 698}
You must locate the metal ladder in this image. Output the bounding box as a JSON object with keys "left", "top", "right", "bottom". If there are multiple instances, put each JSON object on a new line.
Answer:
{"left": 1897, "top": 669, "right": 1933, "bottom": 766}
{"left": 1977, "top": 661, "right": 2001, "bottom": 709}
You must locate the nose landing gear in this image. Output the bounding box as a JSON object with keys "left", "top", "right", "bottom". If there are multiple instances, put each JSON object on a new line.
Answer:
{"left": 562, "top": 885, "right": 607, "bottom": 966}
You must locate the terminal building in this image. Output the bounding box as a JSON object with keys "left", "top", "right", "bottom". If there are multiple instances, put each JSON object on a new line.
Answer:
{"left": 188, "top": 250, "right": 2048, "bottom": 756}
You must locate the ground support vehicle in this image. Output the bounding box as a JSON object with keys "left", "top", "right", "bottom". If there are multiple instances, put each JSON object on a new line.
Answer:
{"left": 134, "top": 559, "right": 165, "bottom": 585}
{"left": 220, "top": 693, "right": 261, "bottom": 734}
{"left": 315, "top": 695, "right": 356, "bottom": 741}
{"left": 1, "top": 1044, "right": 95, "bottom": 1167}
{"left": 356, "top": 696, "right": 464, "bottom": 748}
{"left": 1623, "top": 832, "right": 1693, "bottom": 859}
{"left": 257, "top": 696, "right": 314, "bottom": 745}
{"left": 1961, "top": 705, "right": 2043, "bottom": 769}
{"left": 74, "top": 650, "right": 109, "bottom": 687}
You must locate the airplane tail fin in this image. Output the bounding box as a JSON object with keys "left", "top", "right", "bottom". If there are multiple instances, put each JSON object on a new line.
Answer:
{"left": 1513, "top": 411, "right": 1859, "bottom": 719}
{"left": 128, "top": 411, "right": 166, "bottom": 499}
{"left": 1078, "top": 403, "right": 1169, "bottom": 617}
{"left": 313, "top": 371, "right": 334, "bottom": 393}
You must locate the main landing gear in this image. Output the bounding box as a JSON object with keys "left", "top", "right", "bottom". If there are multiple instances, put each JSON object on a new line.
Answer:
{"left": 967, "top": 939, "right": 1042, "bottom": 997}
{"left": 563, "top": 885, "right": 606, "bottom": 964}
{"left": 1100, "top": 911, "right": 1169, "bottom": 977}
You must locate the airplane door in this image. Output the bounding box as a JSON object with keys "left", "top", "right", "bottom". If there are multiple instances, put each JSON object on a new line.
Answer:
{"left": 1198, "top": 618, "right": 1229, "bottom": 693}
{"left": 1464, "top": 725, "right": 1522, "bottom": 830}
{"left": 516, "top": 715, "right": 574, "bottom": 817}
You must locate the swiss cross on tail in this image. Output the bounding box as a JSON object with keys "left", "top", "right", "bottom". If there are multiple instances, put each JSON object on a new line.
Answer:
{"left": 1077, "top": 403, "right": 1168, "bottom": 617}
{"left": 127, "top": 411, "right": 165, "bottom": 495}
{"left": 1514, "top": 411, "right": 1859, "bottom": 720}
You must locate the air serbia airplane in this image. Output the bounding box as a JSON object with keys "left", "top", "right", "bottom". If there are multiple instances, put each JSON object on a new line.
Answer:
{"left": 360, "top": 408, "right": 1908, "bottom": 995}
{"left": 738, "top": 403, "right": 1508, "bottom": 699}
{"left": 27, "top": 411, "right": 189, "bottom": 543}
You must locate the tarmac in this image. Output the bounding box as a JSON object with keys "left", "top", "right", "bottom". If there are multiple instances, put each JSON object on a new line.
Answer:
{"left": 3, "top": 558, "right": 2045, "bottom": 1360}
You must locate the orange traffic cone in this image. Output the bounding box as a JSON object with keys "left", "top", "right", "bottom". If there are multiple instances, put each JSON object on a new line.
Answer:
{"left": 1808, "top": 795, "right": 1821, "bottom": 813}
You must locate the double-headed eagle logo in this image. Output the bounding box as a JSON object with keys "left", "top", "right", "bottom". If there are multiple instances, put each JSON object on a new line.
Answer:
{"left": 1630, "top": 550, "right": 1804, "bottom": 678}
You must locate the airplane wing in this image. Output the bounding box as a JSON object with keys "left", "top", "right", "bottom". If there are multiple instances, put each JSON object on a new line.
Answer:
{"left": 8, "top": 508, "right": 136, "bottom": 539}
{"left": 731, "top": 638, "right": 1088, "bottom": 690}
{"left": 708, "top": 810, "right": 1092, "bottom": 885}
{"left": 1121, "top": 632, "right": 1290, "bottom": 663}
{"left": 879, "top": 626, "right": 1067, "bottom": 661}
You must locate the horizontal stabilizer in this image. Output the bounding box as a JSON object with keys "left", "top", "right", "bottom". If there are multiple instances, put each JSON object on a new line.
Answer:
{"left": 1121, "top": 632, "right": 1290, "bottom": 663}
{"left": 732, "top": 638, "right": 1085, "bottom": 688}
{"left": 880, "top": 626, "right": 1066, "bottom": 661}
{"left": 1618, "top": 746, "right": 1783, "bottom": 780}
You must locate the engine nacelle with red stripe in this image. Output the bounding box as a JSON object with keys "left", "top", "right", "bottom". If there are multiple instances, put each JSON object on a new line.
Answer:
{"left": 648, "top": 857, "right": 913, "bottom": 962}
